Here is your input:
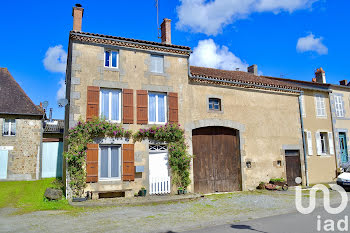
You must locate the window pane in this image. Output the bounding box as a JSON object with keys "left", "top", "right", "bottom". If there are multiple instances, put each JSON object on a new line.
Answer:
{"left": 111, "top": 51, "right": 118, "bottom": 68}
{"left": 101, "top": 90, "right": 110, "bottom": 120}
{"left": 157, "top": 56, "right": 164, "bottom": 73}
{"left": 111, "top": 147, "right": 120, "bottom": 178}
{"left": 158, "top": 94, "right": 165, "bottom": 122}
{"left": 3, "top": 120, "right": 9, "bottom": 135}
{"left": 100, "top": 147, "right": 108, "bottom": 178}
{"left": 111, "top": 90, "right": 120, "bottom": 121}
{"left": 150, "top": 56, "right": 156, "bottom": 72}
{"left": 149, "top": 94, "right": 156, "bottom": 122}
{"left": 105, "top": 51, "right": 110, "bottom": 67}
{"left": 10, "top": 120, "right": 16, "bottom": 135}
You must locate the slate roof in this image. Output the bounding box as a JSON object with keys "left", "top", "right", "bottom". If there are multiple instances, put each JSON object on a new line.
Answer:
{"left": 70, "top": 31, "right": 191, "bottom": 56}
{"left": 263, "top": 75, "right": 331, "bottom": 91}
{"left": 0, "top": 68, "right": 44, "bottom": 116}
{"left": 44, "top": 120, "right": 64, "bottom": 134}
{"left": 190, "top": 66, "right": 301, "bottom": 92}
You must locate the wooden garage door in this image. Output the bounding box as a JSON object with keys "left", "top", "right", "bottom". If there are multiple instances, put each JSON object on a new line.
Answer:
{"left": 285, "top": 150, "right": 302, "bottom": 186}
{"left": 192, "top": 127, "right": 241, "bottom": 193}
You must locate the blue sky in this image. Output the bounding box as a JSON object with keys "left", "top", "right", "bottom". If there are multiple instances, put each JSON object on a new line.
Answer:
{"left": 1, "top": 0, "right": 349, "bottom": 119}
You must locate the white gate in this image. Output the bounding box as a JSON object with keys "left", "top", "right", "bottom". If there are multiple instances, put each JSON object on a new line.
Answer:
{"left": 0, "top": 150, "right": 8, "bottom": 179}
{"left": 42, "top": 142, "right": 63, "bottom": 178}
{"left": 149, "top": 145, "right": 171, "bottom": 195}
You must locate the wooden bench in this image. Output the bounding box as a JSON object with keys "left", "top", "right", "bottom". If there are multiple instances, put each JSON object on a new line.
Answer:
{"left": 89, "top": 189, "right": 133, "bottom": 199}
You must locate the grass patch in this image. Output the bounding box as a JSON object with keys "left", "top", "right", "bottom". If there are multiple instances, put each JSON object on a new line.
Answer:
{"left": 0, "top": 178, "right": 84, "bottom": 214}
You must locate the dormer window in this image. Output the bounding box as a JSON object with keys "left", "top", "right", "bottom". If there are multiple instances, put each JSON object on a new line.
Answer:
{"left": 209, "top": 98, "right": 221, "bottom": 111}
{"left": 104, "top": 50, "right": 118, "bottom": 68}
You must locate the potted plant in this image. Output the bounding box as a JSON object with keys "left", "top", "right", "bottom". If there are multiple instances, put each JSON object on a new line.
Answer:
{"left": 138, "top": 187, "right": 147, "bottom": 197}
{"left": 177, "top": 187, "right": 184, "bottom": 195}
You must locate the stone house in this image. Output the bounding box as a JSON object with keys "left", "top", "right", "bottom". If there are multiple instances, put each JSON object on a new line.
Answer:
{"left": 0, "top": 68, "right": 44, "bottom": 180}
{"left": 64, "top": 5, "right": 307, "bottom": 198}
{"left": 329, "top": 80, "right": 350, "bottom": 169}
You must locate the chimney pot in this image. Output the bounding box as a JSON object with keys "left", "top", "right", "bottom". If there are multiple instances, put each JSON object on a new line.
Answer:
{"left": 72, "top": 4, "right": 84, "bottom": 31}
{"left": 160, "top": 18, "right": 171, "bottom": 44}
{"left": 314, "top": 67, "right": 326, "bottom": 83}
{"left": 49, "top": 108, "right": 53, "bottom": 122}
{"left": 247, "top": 64, "right": 258, "bottom": 75}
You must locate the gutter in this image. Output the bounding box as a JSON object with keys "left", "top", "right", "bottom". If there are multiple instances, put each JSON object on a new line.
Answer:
{"left": 298, "top": 93, "right": 309, "bottom": 186}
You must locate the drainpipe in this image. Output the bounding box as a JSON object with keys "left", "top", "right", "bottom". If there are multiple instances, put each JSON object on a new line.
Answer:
{"left": 298, "top": 93, "right": 309, "bottom": 186}
{"left": 328, "top": 91, "right": 340, "bottom": 172}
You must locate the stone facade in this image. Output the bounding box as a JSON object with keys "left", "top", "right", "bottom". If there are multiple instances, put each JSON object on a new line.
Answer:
{"left": 65, "top": 36, "right": 306, "bottom": 195}
{"left": 0, "top": 115, "right": 43, "bottom": 180}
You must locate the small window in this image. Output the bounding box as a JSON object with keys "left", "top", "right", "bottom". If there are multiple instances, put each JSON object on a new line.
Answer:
{"left": 100, "top": 89, "right": 121, "bottom": 122}
{"left": 315, "top": 94, "right": 326, "bottom": 117}
{"left": 3, "top": 119, "right": 16, "bottom": 136}
{"left": 100, "top": 145, "right": 121, "bottom": 179}
{"left": 334, "top": 95, "right": 344, "bottom": 117}
{"left": 148, "top": 93, "right": 167, "bottom": 124}
{"left": 150, "top": 55, "right": 164, "bottom": 73}
{"left": 209, "top": 98, "right": 221, "bottom": 111}
{"left": 320, "top": 132, "right": 328, "bottom": 154}
{"left": 104, "top": 50, "right": 118, "bottom": 68}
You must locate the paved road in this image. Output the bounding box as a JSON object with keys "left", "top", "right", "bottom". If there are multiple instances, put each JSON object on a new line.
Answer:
{"left": 184, "top": 205, "right": 350, "bottom": 233}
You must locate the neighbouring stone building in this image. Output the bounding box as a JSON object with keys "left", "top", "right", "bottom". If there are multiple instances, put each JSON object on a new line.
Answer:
{"left": 64, "top": 5, "right": 308, "bottom": 198}
{"left": 0, "top": 68, "right": 44, "bottom": 180}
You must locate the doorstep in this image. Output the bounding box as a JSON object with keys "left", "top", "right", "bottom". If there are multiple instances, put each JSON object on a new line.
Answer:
{"left": 69, "top": 193, "right": 203, "bottom": 207}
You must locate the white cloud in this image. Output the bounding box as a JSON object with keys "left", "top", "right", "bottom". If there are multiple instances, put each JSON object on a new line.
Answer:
{"left": 190, "top": 39, "right": 248, "bottom": 71}
{"left": 176, "top": 0, "right": 318, "bottom": 35}
{"left": 56, "top": 79, "right": 66, "bottom": 100}
{"left": 43, "top": 45, "right": 67, "bottom": 73}
{"left": 296, "top": 33, "right": 328, "bottom": 55}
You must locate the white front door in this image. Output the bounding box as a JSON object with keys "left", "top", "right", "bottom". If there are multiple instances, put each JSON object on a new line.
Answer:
{"left": 0, "top": 150, "right": 8, "bottom": 179}
{"left": 149, "top": 145, "right": 170, "bottom": 194}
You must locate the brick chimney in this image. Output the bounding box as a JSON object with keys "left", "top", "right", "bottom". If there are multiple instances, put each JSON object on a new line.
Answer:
{"left": 315, "top": 67, "right": 326, "bottom": 83}
{"left": 72, "top": 4, "right": 84, "bottom": 31}
{"left": 339, "top": 80, "right": 348, "bottom": 86}
{"left": 160, "top": 18, "right": 171, "bottom": 44}
{"left": 247, "top": 64, "right": 258, "bottom": 75}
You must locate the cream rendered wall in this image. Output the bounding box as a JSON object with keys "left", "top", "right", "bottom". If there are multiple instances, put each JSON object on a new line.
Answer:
{"left": 183, "top": 85, "right": 303, "bottom": 190}
{"left": 302, "top": 89, "right": 337, "bottom": 184}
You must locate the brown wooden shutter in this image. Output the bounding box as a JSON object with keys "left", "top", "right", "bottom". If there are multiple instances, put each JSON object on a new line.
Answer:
{"left": 122, "top": 144, "right": 135, "bottom": 181}
{"left": 86, "top": 86, "right": 100, "bottom": 121}
{"left": 168, "top": 92, "right": 178, "bottom": 124}
{"left": 137, "top": 90, "right": 148, "bottom": 124}
{"left": 86, "top": 144, "right": 98, "bottom": 183}
{"left": 122, "top": 89, "right": 134, "bottom": 124}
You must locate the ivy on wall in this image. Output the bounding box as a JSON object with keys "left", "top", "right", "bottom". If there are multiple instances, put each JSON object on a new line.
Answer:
{"left": 64, "top": 117, "right": 192, "bottom": 197}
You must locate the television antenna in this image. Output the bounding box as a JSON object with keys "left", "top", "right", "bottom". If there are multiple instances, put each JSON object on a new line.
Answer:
{"left": 155, "top": 0, "right": 160, "bottom": 39}
{"left": 57, "top": 99, "right": 68, "bottom": 108}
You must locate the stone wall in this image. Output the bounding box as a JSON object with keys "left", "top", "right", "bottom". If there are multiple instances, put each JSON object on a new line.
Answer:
{"left": 0, "top": 115, "right": 42, "bottom": 180}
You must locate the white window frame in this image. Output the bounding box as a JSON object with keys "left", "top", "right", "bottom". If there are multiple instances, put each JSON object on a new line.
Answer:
{"left": 148, "top": 93, "right": 167, "bottom": 125}
{"left": 99, "top": 145, "right": 121, "bottom": 181}
{"left": 334, "top": 95, "right": 344, "bottom": 117}
{"left": 2, "top": 119, "right": 16, "bottom": 136}
{"left": 104, "top": 50, "right": 119, "bottom": 68}
{"left": 320, "top": 132, "right": 328, "bottom": 154}
{"left": 99, "top": 89, "right": 122, "bottom": 123}
{"left": 150, "top": 54, "right": 164, "bottom": 73}
{"left": 314, "top": 94, "right": 326, "bottom": 118}
{"left": 208, "top": 98, "right": 221, "bottom": 111}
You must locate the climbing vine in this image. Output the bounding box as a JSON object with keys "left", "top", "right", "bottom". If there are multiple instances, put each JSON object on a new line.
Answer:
{"left": 133, "top": 123, "right": 193, "bottom": 189}
{"left": 64, "top": 117, "right": 132, "bottom": 197}
{"left": 65, "top": 117, "right": 192, "bottom": 197}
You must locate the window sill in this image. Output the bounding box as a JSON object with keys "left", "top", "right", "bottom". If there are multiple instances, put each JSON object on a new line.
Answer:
{"left": 2, "top": 135, "right": 16, "bottom": 137}
{"left": 104, "top": 67, "right": 120, "bottom": 72}
{"left": 208, "top": 110, "right": 223, "bottom": 114}
{"left": 316, "top": 116, "right": 327, "bottom": 119}
{"left": 317, "top": 154, "right": 333, "bottom": 157}
{"left": 98, "top": 178, "right": 121, "bottom": 183}
{"left": 149, "top": 71, "right": 166, "bottom": 77}
{"left": 148, "top": 122, "right": 167, "bottom": 125}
